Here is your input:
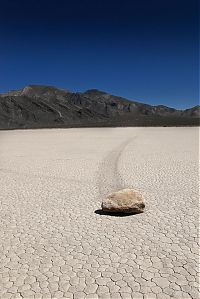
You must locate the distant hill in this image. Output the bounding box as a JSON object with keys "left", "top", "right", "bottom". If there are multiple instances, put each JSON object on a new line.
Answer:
{"left": 0, "top": 85, "right": 199, "bottom": 129}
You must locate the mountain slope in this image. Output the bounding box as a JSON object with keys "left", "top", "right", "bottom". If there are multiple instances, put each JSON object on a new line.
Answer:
{"left": 0, "top": 85, "right": 199, "bottom": 129}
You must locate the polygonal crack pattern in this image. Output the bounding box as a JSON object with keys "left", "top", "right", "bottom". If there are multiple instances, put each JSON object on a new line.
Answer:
{"left": 0, "top": 128, "right": 199, "bottom": 299}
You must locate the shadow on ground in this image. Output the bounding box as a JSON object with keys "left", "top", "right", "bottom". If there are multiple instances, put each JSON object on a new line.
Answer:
{"left": 94, "top": 209, "right": 142, "bottom": 217}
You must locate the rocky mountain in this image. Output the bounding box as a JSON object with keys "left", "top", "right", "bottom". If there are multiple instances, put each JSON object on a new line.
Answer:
{"left": 0, "top": 85, "right": 199, "bottom": 129}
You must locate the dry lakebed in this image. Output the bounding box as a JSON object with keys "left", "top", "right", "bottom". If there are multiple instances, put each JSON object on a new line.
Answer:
{"left": 0, "top": 127, "right": 199, "bottom": 299}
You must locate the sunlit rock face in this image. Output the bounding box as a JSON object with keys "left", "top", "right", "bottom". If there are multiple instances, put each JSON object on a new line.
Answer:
{"left": 102, "top": 189, "right": 145, "bottom": 214}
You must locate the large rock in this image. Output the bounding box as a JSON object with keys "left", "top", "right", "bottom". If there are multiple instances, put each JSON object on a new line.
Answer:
{"left": 102, "top": 189, "right": 145, "bottom": 214}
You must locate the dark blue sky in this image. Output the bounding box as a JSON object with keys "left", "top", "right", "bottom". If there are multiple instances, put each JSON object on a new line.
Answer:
{"left": 0, "top": 0, "right": 198, "bottom": 108}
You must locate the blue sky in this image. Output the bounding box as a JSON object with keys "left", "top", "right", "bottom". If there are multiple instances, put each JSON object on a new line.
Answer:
{"left": 0, "top": 0, "right": 198, "bottom": 109}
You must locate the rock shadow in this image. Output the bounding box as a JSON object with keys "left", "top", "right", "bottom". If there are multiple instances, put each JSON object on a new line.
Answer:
{"left": 94, "top": 209, "right": 142, "bottom": 217}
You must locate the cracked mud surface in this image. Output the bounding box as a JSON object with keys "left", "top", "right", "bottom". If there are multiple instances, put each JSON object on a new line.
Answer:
{"left": 0, "top": 127, "right": 199, "bottom": 299}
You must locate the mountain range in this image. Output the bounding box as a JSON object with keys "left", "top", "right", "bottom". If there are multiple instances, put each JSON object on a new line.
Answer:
{"left": 0, "top": 85, "right": 199, "bottom": 129}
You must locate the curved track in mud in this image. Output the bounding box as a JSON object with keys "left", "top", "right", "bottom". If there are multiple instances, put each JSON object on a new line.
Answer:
{"left": 97, "top": 137, "right": 135, "bottom": 198}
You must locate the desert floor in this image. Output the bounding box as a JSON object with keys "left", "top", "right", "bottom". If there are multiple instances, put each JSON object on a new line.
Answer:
{"left": 0, "top": 127, "right": 199, "bottom": 299}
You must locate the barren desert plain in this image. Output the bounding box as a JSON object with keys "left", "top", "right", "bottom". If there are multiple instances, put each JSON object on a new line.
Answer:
{"left": 0, "top": 127, "right": 199, "bottom": 299}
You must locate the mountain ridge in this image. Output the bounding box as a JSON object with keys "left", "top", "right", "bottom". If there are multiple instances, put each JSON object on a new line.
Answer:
{"left": 0, "top": 85, "right": 199, "bottom": 129}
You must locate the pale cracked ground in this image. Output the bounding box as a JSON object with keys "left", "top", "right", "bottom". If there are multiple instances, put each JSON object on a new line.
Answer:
{"left": 0, "top": 127, "right": 199, "bottom": 299}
